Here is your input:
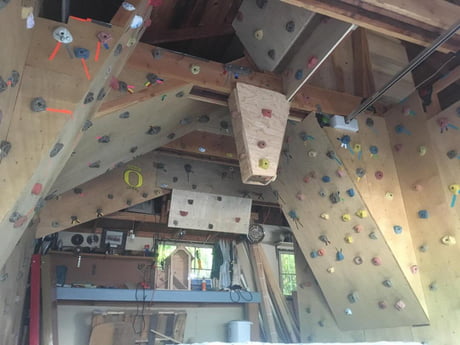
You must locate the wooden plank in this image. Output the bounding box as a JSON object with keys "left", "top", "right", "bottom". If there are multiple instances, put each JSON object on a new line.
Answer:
{"left": 40, "top": 255, "right": 58, "bottom": 345}
{"left": 143, "top": 24, "right": 235, "bottom": 44}
{"left": 352, "top": 28, "right": 375, "bottom": 98}
{"left": 432, "top": 65, "right": 460, "bottom": 94}
{"left": 244, "top": 303, "right": 261, "bottom": 341}
{"left": 36, "top": 151, "right": 168, "bottom": 237}
{"left": 228, "top": 83, "right": 290, "bottom": 185}
{"left": 271, "top": 114, "right": 429, "bottom": 330}
{"left": 89, "top": 322, "right": 135, "bottom": 345}
{"left": 281, "top": 0, "right": 459, "bottom": 53}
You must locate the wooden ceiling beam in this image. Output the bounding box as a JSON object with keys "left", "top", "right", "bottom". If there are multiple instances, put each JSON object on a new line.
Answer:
{"left": 142, "top": 24, "right": 235, "bottom": 44}
{"left": 127, "top": 43, "right": 365, "bottom": 116}
{"left": 281, "top": 0, "right": 460, "bottom": 53}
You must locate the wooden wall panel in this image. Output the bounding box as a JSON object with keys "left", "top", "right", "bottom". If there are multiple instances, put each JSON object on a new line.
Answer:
{"left": 271, "top": 114, "right": 428, "bottom": 330}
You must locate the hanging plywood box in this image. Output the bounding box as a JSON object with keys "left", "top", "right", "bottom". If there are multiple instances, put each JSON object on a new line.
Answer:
{"left": 165, "top": 246, "right": 192, "bottom": 290}
{"left": 228, "top": 82, "right": 290, "bottom": 185}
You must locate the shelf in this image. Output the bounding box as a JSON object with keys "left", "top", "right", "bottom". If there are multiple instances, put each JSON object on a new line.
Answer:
{"left": 49, "top": 251, "right": 155, "bottom": 261}
{"left": 56, "top": 287, "right": 261, "bottom": 304}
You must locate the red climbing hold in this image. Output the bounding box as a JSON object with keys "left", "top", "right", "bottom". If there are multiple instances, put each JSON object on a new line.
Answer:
{"left": 179, "top": 211, "right": 188, "bottom": 217}
{"left": 31, "top": 183, "right": 43, "bottom": 195}
{"left": 307, "top": 56, "right": 319, "bottom": 69}
{"left": 235, "top": 217, "right": 241, "bottom": 223}
{"left": 375, "top": 171, "right": 384, "bottom": 180}
{"left": 261, "top": 108, "right": 272, "bottom": 118}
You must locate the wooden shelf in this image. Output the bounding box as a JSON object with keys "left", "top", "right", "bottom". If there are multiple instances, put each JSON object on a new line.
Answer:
{"left": 48, "top": 251, "right": 154, "bottom": 261}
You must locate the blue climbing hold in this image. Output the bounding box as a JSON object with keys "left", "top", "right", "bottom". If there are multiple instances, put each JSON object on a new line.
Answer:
{"left": 310, "top": 251, "right": 318, "bottom": 258}
{"left": 322, "top": 176, "right": 331, "bottom": 183}
{"left": 336, "top": 249, "right": 344, "bottom": 261}
{"left": 73, "top": 47, "right": 90, "bottom": 59}
{"left": 295, "top": 69, "right": 303, "bottom": 80}
{"left": 346, "top": 188, "right": 355, "bottom": 197}
{"left": 369, "top": 145, "right": 379, "bottom": 155}
{"left": 418, "top": 210, "right": 429, "bottom": 219}
{"left": 393, "top": 225, "right": 403, "bottom": 234}
{"left": 340, "top": 135, "right": 351, "bottom": 145}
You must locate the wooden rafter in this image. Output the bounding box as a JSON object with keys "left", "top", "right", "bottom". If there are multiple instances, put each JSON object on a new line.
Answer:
{"left": 142, "top": 24, "right": 235, "bottom": 44}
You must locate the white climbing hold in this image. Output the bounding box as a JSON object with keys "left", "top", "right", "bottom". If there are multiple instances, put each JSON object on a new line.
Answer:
{"left": 130, "top": 15, "right": 144, "bottom": 29}
{"left": 122, "top": 2, "right": 136, "bottom": 11}
{"left": 53, "top": 27, "right": 73, "bottom": 44}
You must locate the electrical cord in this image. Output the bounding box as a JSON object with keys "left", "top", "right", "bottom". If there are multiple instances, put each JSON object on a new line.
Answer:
{"left": 229, "top": 284, "right": 253, "bottom": 303}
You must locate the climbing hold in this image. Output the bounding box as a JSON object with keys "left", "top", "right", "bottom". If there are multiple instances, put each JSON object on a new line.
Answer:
{"left": 88, "top": 160, "right": 101, "bottom": 168}
{"left": 320, "top": 213, "right": 329, "bottom": 220}
{"left": 393, "top": 225, "right": 402, "bottom": 234}
{"left": 122, "top": 2, "right": 136, "bottom": 11}
{"left": 418, "top": 145, "right": 427, "bottom": 156}
{"left": 34, "top": 198, "right": 46, "bottom": 212}
{"left": 394, "top": 143, "right": 403, "bottom": 152}
{"left": 317, "top": 248, "right": 326, "bottom": 256}
{"left": 318, "top": 189, "right": 326, "bottom": 198}
{"left": 107, "top": 194, "right": 114, "bottom": 199}
{"left": 179, "top": 211, "right": 188, "bottom": 217}
{"left": 371, "top": 257, "right": 382, "bottom": 266}
{"left": 0, "top": 140, "right": 12, "bottom": 158}
{"left": 410, "top": 265, "right": 419, "bottom": 274}
{"left": 31, "top": 183, "right": 43, "bottom": 195}
{"left": 49, "top": 143, "right": 64, "bottom": 157}
{"left": 307, "top": 56, "right": 319, "bottom": 69}
{"left": 375, "top": 171, "right": 384, "bottom": 180}
{"left": 303, "top": 175, "right": 310, "bottom": 183}
{"left": 119, "top": 111, "right": 130, "bottom": 119}
{"left": 441, "top": 235, "right": 456, "bottom": 246}
{"left": 342, "top": 214, "right": 351, "bottom": 222}
{"left": 326, "top": 150, "right": 342, "bottom": 165}
{"left": 348, "top": 291, "right": 359, "bottom": 303}
{"left": 378, "top": 301, "right": 387, "bottom": 309}
{"left": 267, "top": 49, "right": 275, "bottom": 60}
{"left": 346, "top": 188, "right": 355, "bottom": 197}
{"left": 152, "top": 48, "right": 162, "bottom": 59}
{"left": 253, "top": 29, "right": 263, "bottom": 40}
{"left": 180, "top": 117, "right": 193, "bottom": 125}
{"left": 369, "top": 232, "right": 378, "bottom": 240}
{"left": 261, "top": 108, "right": 272, "bottom": 118}
{"left": 369, "top": 145, "right": 378, "bottom": 156}
{"left": 355, "top": 209, "right": 368, "bottom": 218}
{"left": 382, "top": 279, "right": 392, "bottom": 288}
{"left": 356, "top": 168, "right": 366, "bottom": 179}
{"left": 336, "top": 248, "right": 344, "bottom": 261}
{"left": 322, "top": 175, "right": 331, "bottom": 183}
{"left": 14, "top": 216, "right": 28, "bottom": 228}
{"left": 97, "top": 88, "right": 106, "bottom": 100}
{"left": 167, "top": 133, "right": 176, "bottom": 140}
{"left": 344, "top": 235, "right": 353, "bottom": 244}
{"left": 310, "top": 251, "right": 318, "bottom": 258}
{"left": 412, "top": 183, "right": 423, "bottom": 192}
{"left": 198, "top": 114, "right": 210, "bottom": 123}
{"left": 257, "top": 140, "right": 267, "bottom": 149}
{"left": 146, "top": 126, "right": 161, "bottom": 135}
{"left": 353, "top": 224, "right": 363, "bottom": 233}
{"left": 395, "top": 124, "right": 411, "bottom": 135}
{"left": 344, "top": 308, "right": 352, "bottom": 316}
{"left": 84, "top": 92, "right": 94, "bottom": 104}
{"left": 329, "top": 191, "right": 340, "bottom": 204}
{"left": 285, "top": 20, "right": 295, "bottom": 32}
{"left": 419, "top": 244, "right": 428, "bottom": 252}
{"left": 9, "top": 211, "right": 21, "bottom": 223}
{"left": 339, "top": 135, "right": 351, "bottom": 148}
{"left": 295, "top": 69, "right": 303, "bottom": 80}
{"left": 126, "top": 38, "right": 136, "bottom": 47}
{"left": 73, "top": 47, "right": 90, "bottom": 59}
{"left": 259, "top": 158, "right": 269, "bottom": 169}
{"left": 308, "top": 150, "right": 317, "bottom": 158}
{"left": 30, "top": 97, "right": 47, "bottom": 112}
{"left": 256, "top": 0, "right": 267, "bottom": 9}
{"left": 353, "top": 256, "right": 363, "bottom": 265}
{"left": 429, "top": 282, "right": 437, "bottom": 291}
{"left": 447, "top": 150, "right": 458, "bottom": 159}
{"left": 319, "top": 235, "right": 331, "bottom": 246}
{"left": 53, "top": 26, "right": 73, "bottom": 44}
{"left": 82, "top": 120, "right": 93, "bottom": 131}
{"left": 296, "top": 192, "right": 305, "bottom": 201}
{"left": 130, "top": 15, "right": 143, "bottom": 29}
{"left": 385, "top": 192, "right": 394, "bottom": 200}
{"left": 190, "top": 64, "right": 200, "bottom": 75}
{"left": 98, "top": 135, "right": 110, "bottom": 143}
{"left": 336, "top": 168, "right": 346, "bottom": 177}
{"left": 73, "top": 188, "right": 83, "bottom": 195}
{"left": 418, "top": 210, "right": 429, "bottom": 219}
{"left": 310, "top": 171, "right": 317, "bottom": 179}
{"left": 327, "top": 267, "right": 335, "bottom": 273}
{"left": 394, "top": 300, "right": 406, "bottom": 311}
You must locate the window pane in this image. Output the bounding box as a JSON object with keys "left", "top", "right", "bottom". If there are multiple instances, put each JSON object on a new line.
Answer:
{"left": 279, "top": 251, "right": 296, "bottom": 295}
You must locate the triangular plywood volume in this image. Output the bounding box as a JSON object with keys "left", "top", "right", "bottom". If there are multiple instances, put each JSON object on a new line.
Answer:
{"left": 228, "top": 83, "right": 290, "bottom": 185}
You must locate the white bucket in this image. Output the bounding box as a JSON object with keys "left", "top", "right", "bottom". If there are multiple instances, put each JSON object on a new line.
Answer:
{"left": 227, "top": 320, "right": 252, "bottom": 342}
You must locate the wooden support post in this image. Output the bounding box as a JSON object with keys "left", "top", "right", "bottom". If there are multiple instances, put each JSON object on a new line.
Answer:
{"left": 41, "top": 255, "right": 58, "bottom": 345}
{"left": 228, "top": 83, "right": 290, "bottom": 185}
{"left": 352, "top": 28, "right": 375, "bottom": 98}
{"left": 244, "top": 303, "right": 261, "bottom": 341}
{"left": 29, "top": 254, "right": 41, "bottom": 345}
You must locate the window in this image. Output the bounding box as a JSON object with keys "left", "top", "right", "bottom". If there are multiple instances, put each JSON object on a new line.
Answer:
{"left": 279, "top": 250, "right": 296, "bottom": 295}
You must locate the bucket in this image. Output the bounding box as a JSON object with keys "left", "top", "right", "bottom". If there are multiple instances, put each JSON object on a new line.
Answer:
{"left": 227, "top": 320, "right": 252, "bottom": 342}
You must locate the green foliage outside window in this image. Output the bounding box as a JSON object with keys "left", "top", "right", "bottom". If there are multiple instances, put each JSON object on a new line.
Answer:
{"left": 279, "top": 251, "right": 296, "bottom": 295}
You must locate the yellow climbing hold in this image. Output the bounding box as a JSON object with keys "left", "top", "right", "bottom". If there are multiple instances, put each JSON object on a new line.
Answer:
{"left": 259, "top": 158, "right": 270, "bottom": 169}
{"left": 342, "top": 214, "right": 351, "bottom": 222}
{"left": 355, "top": 209, "right": 368, "bottom": 218}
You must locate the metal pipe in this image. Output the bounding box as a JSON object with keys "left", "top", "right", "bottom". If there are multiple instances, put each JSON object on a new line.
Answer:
{"left": 345, "top": 20, "right": 460, "bottom": 123}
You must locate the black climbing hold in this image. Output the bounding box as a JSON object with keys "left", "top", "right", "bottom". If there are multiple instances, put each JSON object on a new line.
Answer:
{"left": 50, "top": 143, "right": 64, "bottom": 157}
{"left": 187, "top": 199, "right": 193, "bottom": 205}
{"left": 97, "top": 88, "right": 106, "bottom": 101}
{"left": 98, "top": 135, "right": 110, "bottom": 143}
{"left": 88, "top": 160, "right": 101, "bottom": 168}
{"left": 146, "top": 126, "right": 161, "bottom": 135}
{"left": 366, "top": 117, "right": 374, "bottom": 128}
{"left": 118, "top": 81, "right": 128, "bottom": 93}
{"left": 130, "top": 146, "right": 138, "bottom": 153}
{"left": 84, "top": 92, "right": 94, "bottom": 104}
{"left": 44, "top": 191, "right": 58, "bottom": 201}
{"left": 9, "top": 70, "right": 20, "bottom": 87}
{"left": 0, "top": 77, "right": 7, "bottom": 92}
{"left": 34, "top": 198, "right": 46, "bottom": 212}
{"left": 198, "top": 115, "right": 210, "bottom": 123}
{"left": 267, "top": 49, "right": 275, "bottom": 60}
{"left": 31, "top": 97, "right": 47, "bottom": 112}
{"left": 146, "top": 73, "right": 158, "bottom": 84}
{"left": 208, "top": 224, "right": 214, "bottom": 229}
{"left": 142, "top": 192, "right": 148, "bottom": 198}
{"left": 9, "top": 211, "right": 21, "bottom": 223}
{"left": 176, "top": 91, "right": 184, "bottom": 98}
{"left": 107, "top": 194, "right": 114, "bottom": 199}
{"left": 180, "top": 117, "right": 193, "bottom": 125}
{"left": 220, "top": 121, "right": 229, "bottom": 130}
{"left": 285, "top": 20, "right": 295, "bottom": 32}
{"left": 192, "top": 184, "right": 197, "bottom": 190}
{"left": 82, "top": 120, "right": 93, "bottom": 131}
{"left": 73, "top": 188, "right": 83, "bottom": 194}
{"left": 167, "top": 133, "right": 176, "bottom": 140}
{"left": 329, "top": 191, "right": 341, "bottom": 204}
{"left": 447, "top": 150, "right": 458, "bottom": 159}
{"left": 256, "top": 0, "right": 267, "bottom": 9}
{"left": 0, "top": 140, "right": 11, "bottom": 158}
{"left": 152, "top": 48, "right": 162, "bottom": 59}
{"left": 115, "top": 162, "right": 124, "bottom": 168}
{"left": 114, "top": 44, "right": 123, "bottom": 56}
{"left": 119, "top": 111, "right": 130, "bottom": 119}
{"left": 217, "top": 196, "right": 222, "bottom": 201}
{"left": 126, "top": 199, "right": 132, "bottom": 206}
{"left": 173, "top": 177, "right": 178, "bottom": 182}
{"left": 184, "top": 164, "right": 193, "bottom": 173}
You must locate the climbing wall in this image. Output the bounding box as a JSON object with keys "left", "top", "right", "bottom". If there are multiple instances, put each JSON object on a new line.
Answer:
{"left": 384, "top": 93, "right": 460, "bottom": 345}
{"left": 271, "top": 114, "right": 428, "bottom": 330}
{"left": 52, "top": 84, "right": 220, "bottom": 194}
{"left": 228, "top": 82, "right": 290, "bottom": 185}
{"left": 168, "top": 190, "right": 252, "bottom": 234}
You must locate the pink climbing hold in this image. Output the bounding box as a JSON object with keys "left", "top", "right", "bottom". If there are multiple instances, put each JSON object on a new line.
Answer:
{"left": 31, "top": 183, "right": 43, "bottom": 195}
{"left": 375, "top": 171, "right": 384, "bottom": 180}
{"left": 235, "top": 217, "right": 241, "bottom": 223}
{"left": 307, "top": 56, "right": 319, "bottom": 69}
{"left": 410, "top": 265, "right": 419, "bottom": 274}
{"left": 317, "top": 248, "right": 326, "bottom": 256}
{"left": 296, "top": 192, "right": 305, "bottom": 201}
{"left": 413, "top": 184, "right": 423, "bottom": 192}
{"left": 14, "top": 216, "right": 28, "bottom": 229}
{"left": 394, "top": 144, "right": 403, "bottom": 152}
{"left": 371, "top": 257, "right": 382, "bottom": 266}
{"left": 353, "top": 224, "right": 363, "bottom": 233}
{"left": 303, "top": 175, "right": 311, "bottom": 183}
{"left": 179, "top": 211, "right": 188, "bottom": 217}
{"left": 261, "top": 108, "right": 272, "bottom": 118}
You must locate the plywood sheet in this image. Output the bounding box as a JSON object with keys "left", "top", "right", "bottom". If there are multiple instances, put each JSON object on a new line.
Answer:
{"left": 271, "top": 114, "right": 428, "bottom": 330}
{"left": 168, "top": 190, "right": 252, "bottom": 234}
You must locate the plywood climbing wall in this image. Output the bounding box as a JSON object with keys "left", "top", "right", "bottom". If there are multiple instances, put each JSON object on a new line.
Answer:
{"left": 228, "top": 82, "right": 290, "bottom": 185}
{"left": 168, "top": 190, "right": 252, "bottom": 234}
{"left": 271, "top": 114, "right": 428, "bottom": 330}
